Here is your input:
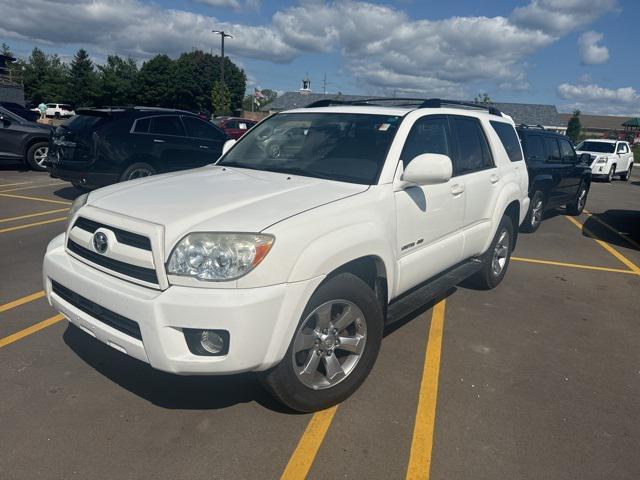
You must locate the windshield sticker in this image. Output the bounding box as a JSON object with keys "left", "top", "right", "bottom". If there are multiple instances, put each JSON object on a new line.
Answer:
{"left": 378, "top": 123, "right": 391, "bottom": 131}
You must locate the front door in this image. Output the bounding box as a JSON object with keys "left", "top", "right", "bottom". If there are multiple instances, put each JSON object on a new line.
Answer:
{"left": 0, "top": 111, "right": 27, "bottom": 161}
{"left": 182, "top": 116, "right": 227, "bottom": 165}
{"left": 558, "top": 137, "right": 581, "bottom": 198}
{"left": 616, "top": 142, "right": 632, "bottom": 172}
{"left": 394, "top": 115, "right": 464, "bottom": 295}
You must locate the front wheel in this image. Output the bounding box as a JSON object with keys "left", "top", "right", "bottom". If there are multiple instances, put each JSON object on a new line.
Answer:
{"left": 261, "top": 273, "right": 383, "bottom": 412}
{"left": 621, "top": 164, "right": 633, "bottom": 181}
{"left": 468, "top": 215, "right": 514, "bottom": 290}
{"left": 607, "top": 164, "right": 616, "bottom": 182}
{"left": 119, "top": 162, "right": 156, "bottom": 182}
{"left": 566, "top": 183, "right": 589, "bottom": 215}
{"left": 26, "top": 142, "right": 49, "bottom": 171}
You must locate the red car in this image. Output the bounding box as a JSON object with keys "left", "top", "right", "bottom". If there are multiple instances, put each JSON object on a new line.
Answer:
{"left": 218, "top": 117, "right": 257, "bottom": 139}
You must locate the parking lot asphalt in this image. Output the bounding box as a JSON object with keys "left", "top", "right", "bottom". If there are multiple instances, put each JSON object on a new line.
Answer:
{"left": 0, "top": 167, "right": 639, "bottom": 480}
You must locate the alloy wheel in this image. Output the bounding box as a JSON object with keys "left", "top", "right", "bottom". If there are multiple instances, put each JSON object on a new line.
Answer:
{"left": 33, "top": 146, "right": 48, "bottom": 168}
{"left": 127, "top": 168, "right": 153, "bottom": 180}
{"left": 491, "top": 229, "right": 510, "bottom": 277}
{"left": 577, "top": 188, "right": 587, "bottom": 211}
{"left": 531, "top": 199, "right": 543, "bottom": 227}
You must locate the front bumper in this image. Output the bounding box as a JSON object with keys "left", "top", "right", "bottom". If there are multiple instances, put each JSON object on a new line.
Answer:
{"left": 43, "top": 234, "right": 323, "bottom": 375}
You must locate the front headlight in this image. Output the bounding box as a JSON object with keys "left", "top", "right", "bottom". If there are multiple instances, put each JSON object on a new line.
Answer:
{"left": 67, "top": 193, "right": 88, "bottom": 228}
{"left": 596, "top": 156, "right": 608, "bottom": 164}
{"left": 167, "top": 233, "right": 275, "bottom": 281}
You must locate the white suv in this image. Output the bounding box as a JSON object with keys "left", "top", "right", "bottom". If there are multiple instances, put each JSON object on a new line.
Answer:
{"left": 576, "top": 139, "right": 634, "bottom": 182}
{"left": 46, "top": 103, "right": 75, "bottom": 118}
{"left": 43, "top": 99, "right": 530, "bottom": 412}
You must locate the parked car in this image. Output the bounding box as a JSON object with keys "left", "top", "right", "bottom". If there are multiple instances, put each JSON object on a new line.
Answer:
{"left": 516, "top": 125, "right": 591, "bottom": 233}
{"left": 45, "top": 103, "right": 75, "bottom": 118}
{"left": 217, "top": 117, "right": 257, "bottom": 139}
{"left": 47, "top": 107, "right": 229, "bottom": 190}
{"left": 0, "top": 106, "right": 51, "bottom": 170}
{"left": 0, "top": 101, "right": 40, "bottom": 122}
{"left": 576, "top": 139, "right": 634, "bottom": 182}
{"left": 43, "top": 99, "right": 530, "bottom": 412}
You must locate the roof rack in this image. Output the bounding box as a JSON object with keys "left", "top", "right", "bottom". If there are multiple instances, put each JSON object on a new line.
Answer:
{"left": 304, "top": 97, "right": 502, "bottom": 116}
{"left": 518, "top": 124, "right": 545, "bottom": 130}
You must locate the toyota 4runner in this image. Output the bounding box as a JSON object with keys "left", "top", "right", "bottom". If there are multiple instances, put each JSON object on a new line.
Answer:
{"left": 43, "top": 99, "right": 530, "bottom": 412}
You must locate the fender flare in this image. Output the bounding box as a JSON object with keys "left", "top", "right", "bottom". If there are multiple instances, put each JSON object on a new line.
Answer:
{"left": 481, "top": 184, "right": 522, "bottom": 254}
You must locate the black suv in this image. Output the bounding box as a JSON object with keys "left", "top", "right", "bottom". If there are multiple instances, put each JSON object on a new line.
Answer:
{"left": 0, "top": 106, "right": 51, "bottom": 171}
{"left": 47, "top": 107, "right": 229, "bottom": 190}
{"left": 516, "top": 126, "right": 591, "bottom": 232}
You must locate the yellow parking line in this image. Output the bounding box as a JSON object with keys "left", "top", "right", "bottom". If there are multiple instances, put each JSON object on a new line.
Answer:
{"left": 583, "top": 209, "right": 640, "bottom": 251}
{"left": 0, "top": 217, "right": 66, "bottom": 234}
{"left": 0, "top": 193, "right": 72, "bottom": 205}
{"left": 0, "top": 181, "right": 33, "bottom": 188}
{"left": 406, "top": 299, "right": 446, "bottom": 480}
{"left": 0, "top": 182, "right": 67, "bottom": 194}
{"left": 0, "top": 208, "right": 69, "bottom": 224}
{"left": 512, "top": 257, "right": 640, "bottom": 275}
{"left": 565, "top": 215, "right": 640, "bottom": 273}
{"left": 0, "top": 314, "right": 64, "bottom": 349}
{"left": 0, "top": 291, "right": 46, "bottom": 313}
{"left": 280, "top": 405, "right": 338, "bottom": 480}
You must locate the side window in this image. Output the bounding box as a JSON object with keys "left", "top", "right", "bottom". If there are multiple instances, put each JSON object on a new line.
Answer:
{"left": 132, "top": 117, "right": 150, "bottom": 133}
{"left": 617, "top": 143, "right": 628, "bottom": 153}
{"left": 559, "top": 138, "right": 576, "bottom": 163}
{"left": 450, "top": 116, "right": 494, "bottom": 174}
{"left": 183, "top": 116, "right": 225, "bottom": 140}
{"left": 523, "top": 135, "right": 545, "bottom": 164}
{"left": 490, "top": 121, "right": 523, "bottom": 162}
{"left": 400, "top": 116, "right": 451, "bottom": 168}
{"left": 149, "top": 116, "right": 185, "bottom": 136}
{"left": 543, "top": 137, "right": 561, "bottom": 163}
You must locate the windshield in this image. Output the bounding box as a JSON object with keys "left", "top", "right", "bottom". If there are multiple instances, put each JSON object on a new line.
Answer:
{"left": 576, "top": 141, "right": 615, "bottom": 153}
{"left": 218, "top": 112, "right": 402, "bottom": 184}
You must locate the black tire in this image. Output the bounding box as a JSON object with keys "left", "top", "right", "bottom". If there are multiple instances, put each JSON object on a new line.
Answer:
{"left": 566, "top": 182, "right": 589, "bottom": 216}
{"left": 261, "top": 273, "right": 383, "bottom": 413}
{"left": 607, "top": 164, "right": 616, "bottom": 182}
{"left": 467, "top": 215, "right": 514, "bottom": 290}
{"left": 26, "top": 142, "right": 49, "bottom": 171}
{"left": 520, "top": 191, "right": 544, "bottom": 233}
{"left": 119, "top": 162, "right": 156, "bottom": 182}
{"left": 621, "top": 164, "right": 633, "bottom": 181}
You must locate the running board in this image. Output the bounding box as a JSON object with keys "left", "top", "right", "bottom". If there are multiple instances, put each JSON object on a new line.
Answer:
{"left": 386, "top": 258, "right": 483, "bottom": 324}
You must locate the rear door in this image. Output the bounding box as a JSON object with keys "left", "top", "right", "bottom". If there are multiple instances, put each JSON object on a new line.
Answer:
{"left": 558, "top": 137, "right": 581, "bottom": 197}
{"left": 542, "top": 136, "right": 565, "bottom": 207}
{"left": 182, "top": 116, "right": 227, "bottom": 165}
{"left": 147, "top": 115, "right": 195, "bottom": 172}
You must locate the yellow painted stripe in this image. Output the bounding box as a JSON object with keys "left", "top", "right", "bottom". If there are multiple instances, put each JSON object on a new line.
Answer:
{"left": 0, "top": 181, "right": 33, "bottom": 188}
{"left": 0, "top": 182, "right": 67, "bottom": 193}
{"left": 0, "top": 208, "right": 69, "bottom": 224}
{"left": 0, "top": 193, "right": 72, "bottom": 205}
{"left": 0, "top": 314, "right": 64, "bottom": 349}
{"left": 565, "top": 215, "right": 640, "bottom": 273}
{"left": 406, "top": 299, "right": 446, "bottom": 480}
{"left": 280, "top": 405, "right": 338, "bottom": 480}
{"left": 0, "top": 216, "right": 66, "bottom": 234}
{"left": 583, "top": 209, "right": 640, "bottom": 251}
{"left": 0, "top": 291, "right": 46, "bottom": 313}
{"left": 512, "top": 257, "right": 640, "bottom": 275}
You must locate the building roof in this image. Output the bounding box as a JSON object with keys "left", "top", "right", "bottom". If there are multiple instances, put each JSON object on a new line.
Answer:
{"left": 558, "top": 113, "right": 633, "bottom": 131}
{"left": 622, "top": 117, "right": 640, "bottom": 127}
{"left": 264, "top": 92, "right": 562, "bottom": 127}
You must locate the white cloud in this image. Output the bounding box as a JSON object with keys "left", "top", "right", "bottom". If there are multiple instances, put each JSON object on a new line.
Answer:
{"left": 578, "top": 31, "right": 609, "bottom": 65}
{"left": 194, "top": 0, "right": 261, "bottom": 12}
{"left": 558, "top": 82, "right": 640, "bottom": 115}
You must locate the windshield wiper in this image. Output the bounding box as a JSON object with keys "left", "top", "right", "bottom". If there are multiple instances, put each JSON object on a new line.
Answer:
{"left": 264, "top": 166, "right": 335, "bottom": 181}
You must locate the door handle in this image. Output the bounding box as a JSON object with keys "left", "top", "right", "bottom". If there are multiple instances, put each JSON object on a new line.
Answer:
{"left": 199, "top": 145, "right": 209, "bottom": 149}
{"left": 490, "top": 173, "right": 501, "bottom": 184}
{"left": 450, "top": 184, "right": 465, "bottom": 196}
{"left": 153, "top": 139, "right": 165, "bottom": 143}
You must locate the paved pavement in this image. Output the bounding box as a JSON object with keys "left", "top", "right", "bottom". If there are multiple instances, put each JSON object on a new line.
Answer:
{"left": 0, "top": 167, "right": 638, "bottom": 480}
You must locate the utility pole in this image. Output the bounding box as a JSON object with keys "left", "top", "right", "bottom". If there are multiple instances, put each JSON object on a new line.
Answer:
{"left": 212, "top": 29, "right": 233, "bottom": 115}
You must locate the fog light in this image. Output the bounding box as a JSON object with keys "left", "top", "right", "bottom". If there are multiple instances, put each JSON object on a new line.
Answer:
{"left": 183, "top": 328, "right": 230, "bottom": 356}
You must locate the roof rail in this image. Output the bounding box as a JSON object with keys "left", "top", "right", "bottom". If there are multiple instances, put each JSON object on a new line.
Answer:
{"left": 304, "top": 97, "right": 431, "bottom": 108}
{"left": 420, "top": 99, "right": 502, "bottom": 116}
{"left": 518, "top": 124, "right": 545, "bottom": 130}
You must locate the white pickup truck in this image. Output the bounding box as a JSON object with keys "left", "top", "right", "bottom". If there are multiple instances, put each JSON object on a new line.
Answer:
{"left": 43, "top": 99, "right": 530, "bottom": 412}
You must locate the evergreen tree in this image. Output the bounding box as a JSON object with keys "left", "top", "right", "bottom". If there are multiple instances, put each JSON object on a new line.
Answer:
{"left": 136, "top": 54, "right": 176, "bottom": 107}
{"left": 566, "top": 109, "right": 582, "bottom": 143}
{"left": 211, "top": 80, "right": 231, "bottom": 115}
{"left": 67, "top": 48, "right": 99, "bottom": 107}
{"left": 22, "top": 47, "right": 69, "bottom": 103}
{"left": 97, "top": 55, "right": 139, "bottom": 106}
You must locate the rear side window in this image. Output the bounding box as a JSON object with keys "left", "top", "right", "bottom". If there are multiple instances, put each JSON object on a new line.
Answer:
{"left": 450, "top": 116, "right": 493, "bottom": 174}
{"left": 490, "top": 121, "right": 522, "bottom": 162}
{"left": 183, "top": 116, "right": 225, "bottom": 140}
{"left": 523, "top": 135, "right": 545, "bottom": 164}
{"left": 64, "top": 114, "right": 108, "bottom": 135}
{"left": 558, "top": 138, "right": 576, "bottom": 163}
{"left": 543, "top": 137, "right": 561, "bottom": 163}
{"left": 150, "top": 116, "right": 185, "bottom": 136}
{"left": 401, "top": 116, "right": 451, "bottom": 167}
{"left": 132, "top": 117, "right": 150, "bottom": 133}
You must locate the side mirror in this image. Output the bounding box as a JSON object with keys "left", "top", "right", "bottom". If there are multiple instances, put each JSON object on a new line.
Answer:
{"left": 222, "top": 139, "right": 236, "bottom": 156}
{"left": 0, "top": 115, "right": 10, "bottom": 125}
{"left": 579, "top": 153, "right": 591, "bottom": 164}
{"left": 401, "top": 153, "right": 453, "bottom": 186}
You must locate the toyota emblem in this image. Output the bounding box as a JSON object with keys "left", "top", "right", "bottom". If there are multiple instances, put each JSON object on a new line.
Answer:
{"left": 93, "top": 232, "right": 108, "bottom": 254}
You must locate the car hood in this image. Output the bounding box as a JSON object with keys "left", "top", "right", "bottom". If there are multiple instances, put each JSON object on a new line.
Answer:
{"left": 87, "top": 165, "right": 367, "bottom": 249}
{"left": 576, "top": 149, "right": 612, "bottom": 156}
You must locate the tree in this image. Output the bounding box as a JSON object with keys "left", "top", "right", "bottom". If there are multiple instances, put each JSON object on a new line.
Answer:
{"left": 211, "top": 80, "right": 231, "bottom": 115}
{"left": 0, "top": 43, "right": 21, "bottom": 83}
{"left": 67, "top": 49, "right": 99, "bottom": 107}
{"left": 97, "top": 55, "right": 138, "bottom": 106}
{"left": 136, "top": 54, "right": 176, "bottom": 107}
{"left": 474, "top": 92, "right": 492, "bottom": 103}
{"left": 566, "top": 109, "right": 582, "bottom": 143}
{"left": 22, "top": 47, "right": 69, "bottom": 103}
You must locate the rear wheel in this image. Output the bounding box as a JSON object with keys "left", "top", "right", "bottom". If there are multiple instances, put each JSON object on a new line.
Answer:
{"left": 119, "top": 162, "right": 156, "bottom": 182}
{"left": 521, "top": 191, "right": 544, "bottom": 233}
{"left": 607, "top": 164, "right": 616, "bottom": 182}
{"left": 261, "top": 273, "right": 383, "bottom": 412}
{"left": 566, "top": 183, "right": 589, "bottom": 216}
{"left": 621, "top": 164, "right": 633, "bottom": 181}
{"left": 26, "top": 142, "right": 49, "bottom": 171}
{"left": 468, "top": 215, "right": 514, "bottom": 290}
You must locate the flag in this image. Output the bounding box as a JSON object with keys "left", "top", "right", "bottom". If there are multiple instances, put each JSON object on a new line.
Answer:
{"left": 254, "top": 88, "right": 265, "bottom": 99}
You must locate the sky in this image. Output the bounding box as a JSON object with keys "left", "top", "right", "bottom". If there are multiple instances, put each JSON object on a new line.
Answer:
{"left": 0, "top": 0, "right": 638, "bottom": 115}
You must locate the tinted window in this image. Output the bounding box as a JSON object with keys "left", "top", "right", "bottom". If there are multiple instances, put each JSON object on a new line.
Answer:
{"left": 183, "top": 116, "right": 225, "bottom": 140}
{"left": 576, "top": 141, "right": 615, "bottom": 153}
{"left": 450, "top": 116, "right": 493, "bottom": 174}
{"left": 543, "top": 137, "right": 561, "bottom": 162}
{"left": 401, "top": 116, "right": 450, "bottom": 167}
{"left": 523, "top": 135, "right": 545, "bottom": 164}
{"left": 225, "top": 120, "right": 238, "bottom": 129}
{"left": 559, "top": 138, "right": 576, "bottom": 163}
{"left": 64, "top": 114, "right": 109, "bottom": 136}
{"left": 490, "top": 121, "right": 522, "bottom": 162}
{"left": 150, "top": 116, "right": 185, "bottom": 136}
{"left": 133, "top": 117, "right": 150, "bottom": 133}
